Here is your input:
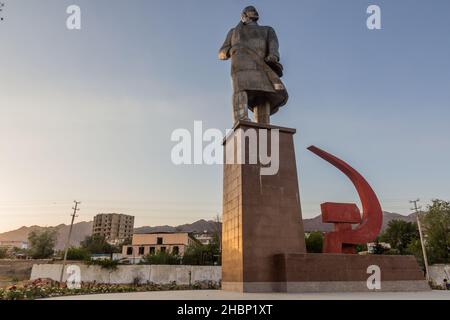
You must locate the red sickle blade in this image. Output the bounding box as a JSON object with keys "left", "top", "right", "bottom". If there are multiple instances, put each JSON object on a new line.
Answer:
{"left": 307, "top": 145, "right": 383, "bottom": 253}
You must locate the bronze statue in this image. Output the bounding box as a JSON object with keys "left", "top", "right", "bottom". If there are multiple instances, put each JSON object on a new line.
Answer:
{"left": 219, "top": 6, "right": 288, "bottom": 125}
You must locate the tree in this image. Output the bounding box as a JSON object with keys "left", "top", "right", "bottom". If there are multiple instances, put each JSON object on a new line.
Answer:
{"left": 212, "top": 214, "right": 222, "bottom": 264}
{"left": 28, "top": 229, "right": 57, "bottom": 259}
{"left": 355, "top": 243, "right": 368, "bottom": 253}
{"left": 305, "top": 232, "right": 323, "bottom": 253}
{"left": 0, "top": 247, "right": 8, "bottom": 259}
{"left": 182, "top": 243, "right": 205, "bottom": 265}
{"left": 80, "top": 235, "right": 119, "bottom": 255}
{"left": 142, "top": 251, "right": 179, "bottom": 265}
{"left": 379, "top": 220, "right": 419, "bottom": 254}
{"left": 422, "top": 200, "right": 450, "bottom": 264}
{"left": 406, "top": 239, "right": 425, "bottom": 267}
{"left": 66, "top": 247, "right": 91, "bottom": 261}
{"left": 183, "top": 242, "right": 220, "bottom": 266}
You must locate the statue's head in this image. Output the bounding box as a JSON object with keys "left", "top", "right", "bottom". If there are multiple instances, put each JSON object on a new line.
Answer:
{"left": 241, "top": 6, "right": 259, "bottom": 24}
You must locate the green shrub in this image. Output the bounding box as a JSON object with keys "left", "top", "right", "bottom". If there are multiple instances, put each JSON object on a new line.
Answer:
{"left": 80, "top": 235, "right": 121, "bottom": 255}
{"left": 142, "top": 251, "right": 180, "bottom": 265}
{"left": 0, "top": 247, "right": 8, "bottom": 259}
{"left": 182, "top": 243, "right": 219, "bottom": 265}
{"left": 87, "top": 259, "right": 119, "bottom": 270}
{"left": 355, "top": 243, "right": 368, "bottom": 253}
{"left": 66, "top": 247, "right": 91, "bottom": 261}
{"left": 305, "top": 232, "right": 323, "bottom": 253}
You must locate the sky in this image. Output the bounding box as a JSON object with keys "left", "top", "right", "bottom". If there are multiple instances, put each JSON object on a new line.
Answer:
{"left": 0, "top": 0, "right": 450, "bottom": 232}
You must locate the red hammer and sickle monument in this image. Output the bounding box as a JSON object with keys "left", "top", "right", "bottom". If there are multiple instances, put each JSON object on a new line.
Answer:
{"left": 308, "top": 146, "right": 383, "bottom": 254}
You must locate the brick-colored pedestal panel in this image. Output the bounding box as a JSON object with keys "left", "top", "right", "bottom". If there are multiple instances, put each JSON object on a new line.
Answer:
{"left": 273, "top": 253, "right": 430, "bottom": 292}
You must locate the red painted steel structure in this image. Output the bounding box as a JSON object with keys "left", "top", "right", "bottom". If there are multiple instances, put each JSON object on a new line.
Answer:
{"left": 307, "top": 146, "right": 383, "bottom": 254}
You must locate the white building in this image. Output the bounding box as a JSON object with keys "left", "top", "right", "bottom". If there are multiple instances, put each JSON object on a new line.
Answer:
{"left": 193, "top": 231, "right": 215, "bottom": 245}
{"left": 367, "top": 242, "right": 391, "bottom": 254}
{"left": 0, "top": 240, "right": 28, "bottom": 250}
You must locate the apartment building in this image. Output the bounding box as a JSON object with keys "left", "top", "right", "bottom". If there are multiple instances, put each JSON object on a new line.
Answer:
{"left": 92, "top": 213, "right": 134, "bottom": 244}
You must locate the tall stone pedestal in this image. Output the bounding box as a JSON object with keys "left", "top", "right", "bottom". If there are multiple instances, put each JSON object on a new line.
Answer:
{"left": 221, "top": 120, "right": 306, "bottom": 292}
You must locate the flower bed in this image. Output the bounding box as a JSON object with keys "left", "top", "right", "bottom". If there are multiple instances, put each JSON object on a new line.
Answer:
{"left": 0, "top": 278, "right": 220, "bottom": 300}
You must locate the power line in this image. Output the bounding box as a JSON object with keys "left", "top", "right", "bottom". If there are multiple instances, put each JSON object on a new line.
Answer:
{"left": 410, "top": 199, "right": 430, "bottom": 281}
{"left": 59, "top": 200, "right": 81, "bottom": 284}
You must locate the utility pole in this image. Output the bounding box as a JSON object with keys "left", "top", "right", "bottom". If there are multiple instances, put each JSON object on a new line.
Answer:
{"left": 410, "top": 199, "right": 429, "bottom": 281}
{"left": 59, "top": 200, "right": 81, "bottom": 284}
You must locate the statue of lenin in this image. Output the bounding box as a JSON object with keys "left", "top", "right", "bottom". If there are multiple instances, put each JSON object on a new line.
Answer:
{"left": 219, "top": 6, "right": 288, "bottom": 125}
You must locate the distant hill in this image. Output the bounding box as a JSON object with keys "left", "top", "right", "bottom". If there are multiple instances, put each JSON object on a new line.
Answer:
{"left": 0, "top": 219, "right": 221, "bottom": 250}
{"left": 134, "top": 219, "right": 220, "bottom": 234}
{"left": 303, "top": 211, "right": 417, "bottom": 233}
{"left": 0, "top": 221, "right": 93, "bottom": 251}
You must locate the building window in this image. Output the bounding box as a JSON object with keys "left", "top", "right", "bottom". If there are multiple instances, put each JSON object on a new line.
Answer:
{"left": 160, "top": 247, "right": 166, "bottom": 253}
{"left": 126, "top": 247, "right": 133, "bottom": 255}
{"left": 172, "top": 246, "right": 179, "bottom": 255}
{"left": 157, "top": 237, "right": 163, "bottom": 245}
{"left": 138, "top": 247, "right": 145, "bottom": 255}
{"left": 149, "top": 247, "right": 155, "bottom": 255}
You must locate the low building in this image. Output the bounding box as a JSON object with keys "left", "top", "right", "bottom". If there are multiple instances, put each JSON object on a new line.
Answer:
{"left": 90, "top": 253, "right": 123, "bottom": 261}
{"left": 0, "top": 240, "right": 28, "bottom": 250}
{"left": 193, "top": 231, "right": 215, "bottom": 245}
{"left": 92, "top": 213, "right": 134, "bottom": 244}
{"left": 122, "top": 232, "right": 198, "bottom": 263}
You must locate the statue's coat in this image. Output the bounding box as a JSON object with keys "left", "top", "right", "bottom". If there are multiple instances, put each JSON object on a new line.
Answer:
{"left": 219, "top": 22, "right": 288, "bottom": 115}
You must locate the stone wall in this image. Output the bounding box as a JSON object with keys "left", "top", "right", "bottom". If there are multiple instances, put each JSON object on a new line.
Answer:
{"left": 30, "top": 264, "right": 221, "bottom": 285}
{"left": 429, "top": 264, "right": 450, "bottom": 287}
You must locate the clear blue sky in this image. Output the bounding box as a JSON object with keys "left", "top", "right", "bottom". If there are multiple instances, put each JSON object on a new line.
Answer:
{"left": 1, "top": 0, "right": 449, "bottom": 232}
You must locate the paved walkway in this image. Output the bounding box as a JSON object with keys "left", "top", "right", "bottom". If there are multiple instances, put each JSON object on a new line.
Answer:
{"left": 46, "top": 290, "right": 450, "bottom": 300}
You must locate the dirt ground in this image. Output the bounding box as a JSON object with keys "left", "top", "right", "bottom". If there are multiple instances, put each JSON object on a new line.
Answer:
{"left": 0, "top": 260, "right": 51, "bottom": 288}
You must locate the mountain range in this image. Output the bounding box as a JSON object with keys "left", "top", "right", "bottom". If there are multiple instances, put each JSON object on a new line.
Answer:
{"left": 0, "top": 222, "right": 93, "bottom": 251}
{"left": 134, "top": 219, "right": 220, "bottom": 234}
{"left": 0, "top": 219, "right": 220, "bottom": 250}
{"left": 0, "top": 212, "right": 416, "bottom": 250}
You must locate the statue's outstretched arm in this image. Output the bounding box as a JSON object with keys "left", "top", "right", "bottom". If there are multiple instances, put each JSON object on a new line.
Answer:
{"left": 219, "top": 29, "right": 233, "bottom": 60}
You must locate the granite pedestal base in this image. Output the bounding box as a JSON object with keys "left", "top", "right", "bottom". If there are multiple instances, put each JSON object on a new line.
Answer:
{"left": 221, "top": 121, "right": 306, "bottom": 292}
